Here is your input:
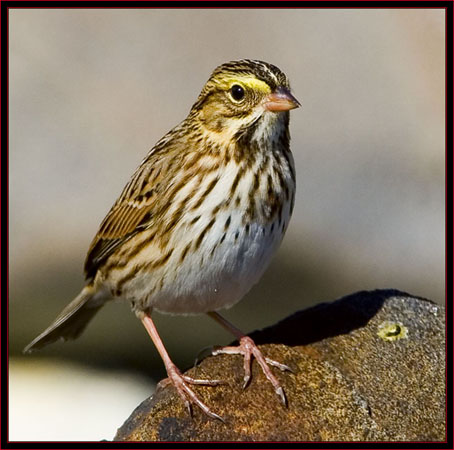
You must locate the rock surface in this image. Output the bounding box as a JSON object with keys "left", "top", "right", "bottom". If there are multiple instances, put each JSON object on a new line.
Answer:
{"left": 114, "top": 290, "right": 445, "bottom": 442}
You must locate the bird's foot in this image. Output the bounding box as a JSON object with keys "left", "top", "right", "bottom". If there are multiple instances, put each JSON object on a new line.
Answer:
{"left": 161, "top": 360, "right": 225, "bottom": 422}
{"left": 212, "top": 335, "right": 291, "bottom": 406}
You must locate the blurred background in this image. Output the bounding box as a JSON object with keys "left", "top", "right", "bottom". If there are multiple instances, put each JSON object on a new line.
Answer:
{"left": 9, "top": 8, "right": 445, "bottom": 441}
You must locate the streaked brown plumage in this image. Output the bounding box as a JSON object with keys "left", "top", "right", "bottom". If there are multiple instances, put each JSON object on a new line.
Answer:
{"left": 24, "top": 60, "right": 300, "bottom": 420}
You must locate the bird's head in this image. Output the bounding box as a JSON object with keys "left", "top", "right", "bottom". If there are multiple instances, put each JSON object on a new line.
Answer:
{"left": 190, "top": 60, "right": 300, "bottom": 142}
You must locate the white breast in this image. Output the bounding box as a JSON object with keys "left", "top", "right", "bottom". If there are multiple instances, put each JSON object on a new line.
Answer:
{"left": 146, "top": 158, "right": 293, "bottom": 315}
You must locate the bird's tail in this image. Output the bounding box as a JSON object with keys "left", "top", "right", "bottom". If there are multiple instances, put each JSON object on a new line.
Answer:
{"left": 23, "top": 284, "right": 104, "bottom": 353}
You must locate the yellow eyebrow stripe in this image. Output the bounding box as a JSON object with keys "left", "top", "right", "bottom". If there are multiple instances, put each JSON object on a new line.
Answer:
{"left": 220, "top": 75, "right": 272, "bottom": 94}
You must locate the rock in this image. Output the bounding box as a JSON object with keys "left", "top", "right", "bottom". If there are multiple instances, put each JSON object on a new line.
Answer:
{"left": 114, "top": 289, "right": 445, "bottom": 441}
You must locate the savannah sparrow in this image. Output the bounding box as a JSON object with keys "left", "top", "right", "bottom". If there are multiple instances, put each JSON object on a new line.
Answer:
{"left": 24, "top": 60, "right": 300, "bottom": 420}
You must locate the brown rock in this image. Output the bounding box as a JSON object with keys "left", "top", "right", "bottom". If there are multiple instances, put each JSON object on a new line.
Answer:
{"left": 114, "top": 289, "right": 445, "bottom": 442}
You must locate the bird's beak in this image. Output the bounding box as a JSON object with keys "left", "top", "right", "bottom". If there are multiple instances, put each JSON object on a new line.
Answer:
{"left": 264, "top": 87, "right": 301, "bottom": 112}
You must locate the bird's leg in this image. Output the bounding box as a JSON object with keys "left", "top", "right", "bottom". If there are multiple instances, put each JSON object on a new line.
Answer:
{"left": 140, "top": 312, "right": 224, "bottom": 421}
{"left": 207, "top": 311, "right": 291, "bottom": 406}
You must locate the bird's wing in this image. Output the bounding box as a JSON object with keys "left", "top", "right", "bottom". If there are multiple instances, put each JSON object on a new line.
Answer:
{"left": 84, "top": 135, "right": 180, "bottom": 280}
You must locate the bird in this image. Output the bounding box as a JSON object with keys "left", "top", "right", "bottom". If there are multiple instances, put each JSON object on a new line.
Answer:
{"left": 24, "top": 59, "right": 300, "bottom": 421}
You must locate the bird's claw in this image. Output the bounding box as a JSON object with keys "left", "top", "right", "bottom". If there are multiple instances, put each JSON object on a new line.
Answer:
{"left": 164, "top": 364, "right": 225, "bottom": 422}
{"left": 182, "top": 374, "right": 224, "bottom": 386}
{"left": 212, "top": 336, "right": 289, "bottom": 406}
{"left": 275, "top": 386, "right": 287, "bottom": 406}
{"left": 265, "top": 357, "right": 294, "bottom": 373}
{"left": 185, "top": 400, "right": 193, "bottom": 417}
{"left": 242, "top": 374, "right": 251, "bottom": 390}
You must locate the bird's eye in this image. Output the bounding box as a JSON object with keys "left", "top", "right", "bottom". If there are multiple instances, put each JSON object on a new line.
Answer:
{"left": 230, "top": 84, "right": 245, "bottom": 102}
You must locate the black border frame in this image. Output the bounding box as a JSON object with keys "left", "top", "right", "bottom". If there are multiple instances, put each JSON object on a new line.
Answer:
{"left": 1, "top": 2, "right": 452, "bottom": 448}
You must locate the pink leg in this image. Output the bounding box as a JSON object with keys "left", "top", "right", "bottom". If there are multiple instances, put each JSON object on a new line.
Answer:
{"left": 207, "top": 311, "right": 291, "bottom": 406}
{"left": 141, "top": 312, "right": 224, "bottom": 421}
